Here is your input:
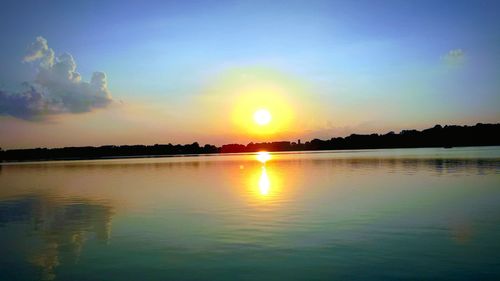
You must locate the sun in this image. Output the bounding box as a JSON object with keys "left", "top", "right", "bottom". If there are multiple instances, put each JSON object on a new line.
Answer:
{"left": 253, "top": 109, "right": 272, "bottom": 126}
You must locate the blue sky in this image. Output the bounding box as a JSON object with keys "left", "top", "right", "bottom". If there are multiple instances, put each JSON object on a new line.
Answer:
{"left": 0, "top": 0, "right": 499, "bottom": 148}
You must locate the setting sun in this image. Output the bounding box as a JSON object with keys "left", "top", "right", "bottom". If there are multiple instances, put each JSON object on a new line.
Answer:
{"left": 254, "top": 109, "right": 272, "bottom": 126}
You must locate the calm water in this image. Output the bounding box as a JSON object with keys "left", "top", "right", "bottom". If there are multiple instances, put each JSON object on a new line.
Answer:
{"left": 1, "top": 147, "right": 500, "bottom": 280}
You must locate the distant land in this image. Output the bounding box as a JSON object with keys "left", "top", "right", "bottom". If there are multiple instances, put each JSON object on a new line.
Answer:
{"left": 1, "top": 123, "right": 499, "bottom": 162}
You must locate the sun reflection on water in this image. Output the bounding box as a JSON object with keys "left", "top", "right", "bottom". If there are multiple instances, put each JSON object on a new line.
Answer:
{"left": 259, "top": 166, "right": 270, "bottom": 195}
{"left": 252, "top": 152, "right": 278, "bottom": 198}
{"left": 256, "top": 151, "right": 271, "bottom": 164}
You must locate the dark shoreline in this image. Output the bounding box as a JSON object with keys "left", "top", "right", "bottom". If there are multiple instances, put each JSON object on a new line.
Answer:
{"left": 2, "top": 145, "right": 500, "bottom": 165}
{"left": 1, "top": 123, "right": 499, "bottom": 163}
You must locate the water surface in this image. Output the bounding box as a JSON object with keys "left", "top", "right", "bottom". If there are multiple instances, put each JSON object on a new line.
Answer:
{"left": 1, "top": 147, "right": 499, "bottom": 280}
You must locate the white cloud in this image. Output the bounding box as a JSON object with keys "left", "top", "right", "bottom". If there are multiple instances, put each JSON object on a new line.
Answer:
{"left": 442, "top": 49, "right": 465, "bottom": 65}
{"left": 0, "top": 36, "right": 113, "bottom": 120}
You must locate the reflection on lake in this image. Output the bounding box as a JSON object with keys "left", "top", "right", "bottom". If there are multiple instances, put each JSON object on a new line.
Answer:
{"left": 0, "top": 147, "right": 499, "bottom": 280}
{"left": 258, "top": 166, "right": 270, "bottom": 196}
{"left": 0, "top": 194, "right": 113, "bottom": 280}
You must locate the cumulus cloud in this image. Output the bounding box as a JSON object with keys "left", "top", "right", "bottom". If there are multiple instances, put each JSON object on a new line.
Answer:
{"left": 442, "top": 49, "right": 465, "bottom": 65}
{"left": 0, "top": 36, "right": 112, "bottom": 120}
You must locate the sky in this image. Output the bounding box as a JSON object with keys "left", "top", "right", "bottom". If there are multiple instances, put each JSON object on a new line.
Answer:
{"left": 0, "top": 0, "right": 499, "bottom": 149}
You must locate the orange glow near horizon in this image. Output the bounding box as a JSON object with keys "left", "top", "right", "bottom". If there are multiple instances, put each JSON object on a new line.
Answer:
{"left": 199, "top": 67, "right": 324, "bottom": 141}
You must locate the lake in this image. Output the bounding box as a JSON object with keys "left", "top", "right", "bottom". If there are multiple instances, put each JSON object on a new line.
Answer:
{"left": 1, "top": 147, "right": 499, "bottom": 280}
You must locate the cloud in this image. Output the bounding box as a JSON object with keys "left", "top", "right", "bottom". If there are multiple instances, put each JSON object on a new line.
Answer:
{"left": 23, "top": 36, "right": 55, "bottom": 68}
{"left": 0, "top": 36, "right": 113, "bottom": 120}
{"left": 442, "top": 49, "right": 465, "bottom": 65}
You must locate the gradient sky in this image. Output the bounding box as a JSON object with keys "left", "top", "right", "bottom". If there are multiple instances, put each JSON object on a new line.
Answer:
{"left": 0, "top": 0, "right": 499, "bottom": 149}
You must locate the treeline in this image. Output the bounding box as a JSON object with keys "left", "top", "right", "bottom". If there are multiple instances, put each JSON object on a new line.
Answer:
{"left": 0, "top": 143, "right": 218, "bottom": 162}
{"left": 1, "top": 123, "right": 499, "bottom": 162}
{"left": 221, "top": 123, "right": 500, "bottom": 153}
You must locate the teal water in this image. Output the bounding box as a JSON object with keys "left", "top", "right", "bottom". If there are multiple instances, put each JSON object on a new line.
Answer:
{"left": 1, "top": 147, "right": 499, "bottom": 280}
